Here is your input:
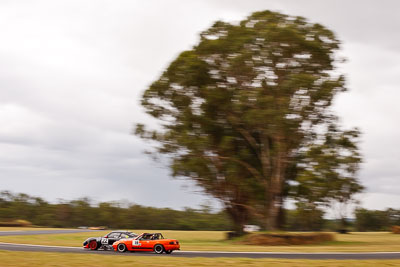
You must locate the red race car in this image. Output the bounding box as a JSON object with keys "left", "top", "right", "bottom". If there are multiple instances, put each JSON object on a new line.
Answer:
{"left": 112, "top": 232, "right": 180, "bottom": 254}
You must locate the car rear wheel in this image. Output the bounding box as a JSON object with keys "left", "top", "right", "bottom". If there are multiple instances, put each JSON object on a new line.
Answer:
{"left": 165, "top": 250, "right": 172, "bottom": 254}
{"left": 89, "top": 240, "right": 98, "bottom": 250}
{"left": 154, "top": 244, "right": 164, "bottom": 254}
{"left": 117, "top": 243, "right": 127, "bottom": 253}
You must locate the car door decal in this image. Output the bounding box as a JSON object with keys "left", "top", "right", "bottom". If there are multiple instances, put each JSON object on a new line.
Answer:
{"left": 132, "top": 240, "right": 142, "bottom": 246}
{"left": 101, "top": 238, "right": 108, "bottom": 244}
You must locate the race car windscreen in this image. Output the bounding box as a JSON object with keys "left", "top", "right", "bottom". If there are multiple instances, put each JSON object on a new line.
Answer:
{"left": 125, "top": 232, "right": 137, "bottom": 238}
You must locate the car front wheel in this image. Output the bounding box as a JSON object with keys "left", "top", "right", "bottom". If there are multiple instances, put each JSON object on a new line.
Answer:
{"left": 89, "top": 240, "right": 98, "bottom": 250}
{"left": 117, "top": 243, "right": 127, "bottom": 253}
{"left": 154, "top": 244, "right": 164, "bottom": 254}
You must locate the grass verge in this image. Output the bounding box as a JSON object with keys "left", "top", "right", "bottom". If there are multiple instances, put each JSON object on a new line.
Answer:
{"left": 1, "top": 251, "right": 400, "bottom": 267}
{"left": 0, "top": 227, "right": 70, "bottom": 231}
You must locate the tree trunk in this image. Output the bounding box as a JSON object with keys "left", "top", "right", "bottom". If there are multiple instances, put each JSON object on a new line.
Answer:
{"left": 265, "top": 191, "right": 282, "bottom": 230}
{"left": 265, "top": 143, "right": 286, "bottom": 231}
{"left": 277, "top": 203, "right": 286, "bottom": 229}
{"left": 226, "top": 204, "right": 248, "bottom": 235}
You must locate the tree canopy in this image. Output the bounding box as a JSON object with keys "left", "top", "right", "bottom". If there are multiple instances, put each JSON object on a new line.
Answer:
{"left": 136, "top": 10, "right": 363, "bottom": 231}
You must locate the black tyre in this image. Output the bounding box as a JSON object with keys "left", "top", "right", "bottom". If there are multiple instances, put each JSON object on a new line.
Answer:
{"left": 89, "top": 240, "right": 98, "bottom": 250}
{"left": 154, "top": 244, "right": 164, "bottom": 254}
{"left": 117, "top": 243, "right": 127, "bottom": 253}
{"left": 165, "top": 250, "right": 172, "bottom": 254}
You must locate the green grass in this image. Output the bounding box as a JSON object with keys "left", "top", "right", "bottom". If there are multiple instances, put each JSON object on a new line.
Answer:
{"left": 1, "top": 229, "right": 400, "bottom": 252}
{"left": 0, "top": 227, "right": 71, "bottom": 231}
{"left": 1, "top": 251, "right": 400, "bottom": 267}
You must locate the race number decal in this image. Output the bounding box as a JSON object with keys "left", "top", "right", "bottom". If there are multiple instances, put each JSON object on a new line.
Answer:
{"left": 132, "top": 240, "right": 141, "bottom": 246}
{"left": 101, "top": 238, "right": 108, "bottom": 244}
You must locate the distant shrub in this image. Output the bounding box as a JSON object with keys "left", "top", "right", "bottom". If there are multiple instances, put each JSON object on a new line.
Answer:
{"left": 0, "top": 219, "right": 32, "bottom": 227}
{"left": 392, "top": 226, "right": 400, "bottom": 234}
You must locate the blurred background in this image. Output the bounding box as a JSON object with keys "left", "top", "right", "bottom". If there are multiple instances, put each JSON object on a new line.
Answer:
{"left": 0, "top": 0, "right": 399, "bottom": 226}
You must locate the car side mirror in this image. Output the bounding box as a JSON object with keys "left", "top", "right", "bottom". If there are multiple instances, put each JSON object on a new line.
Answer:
{"left": 104, "top": 236, "right": 108, "bottom": 238}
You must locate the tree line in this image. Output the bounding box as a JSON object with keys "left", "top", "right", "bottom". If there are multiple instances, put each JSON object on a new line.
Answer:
{"left": 2, "top": 191, "right": 398, "bottom": 232}
{"left": 0, "top": 191, "right": 231, "bottom": 230}
{"left": 355, "top": 208, "right": 400, "bottom": 231}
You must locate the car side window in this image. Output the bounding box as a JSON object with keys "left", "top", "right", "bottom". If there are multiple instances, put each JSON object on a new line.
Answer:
{"left": 108, "top": 233, "right": 120, "bottom": 238}
{"left": 140, "top": 234, "right": 151, "bottom": 240}
{"left": 120, "top": 233, "right": 129, "bottom": 238}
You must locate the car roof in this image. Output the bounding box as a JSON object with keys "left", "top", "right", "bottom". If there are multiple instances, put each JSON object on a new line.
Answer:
{"left": 110, "top": 230, "right": 135, "bottom": 234}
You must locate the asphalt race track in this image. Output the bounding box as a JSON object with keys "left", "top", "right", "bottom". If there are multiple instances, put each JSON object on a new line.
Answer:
{"left": 1, "top": 230, "right": 400, "bottom": 259}
{"left": 1, "top": 242, "right": 400, "bottom": 259}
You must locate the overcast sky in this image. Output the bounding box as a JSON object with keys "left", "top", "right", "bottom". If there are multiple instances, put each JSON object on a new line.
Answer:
{"left": 0, "top": 0, "right": 399, "bottom": 211}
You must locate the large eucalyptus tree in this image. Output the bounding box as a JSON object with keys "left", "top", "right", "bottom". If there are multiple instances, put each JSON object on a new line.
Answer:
{"left": 136, "top": 10, "right": 362, "bottom": 231}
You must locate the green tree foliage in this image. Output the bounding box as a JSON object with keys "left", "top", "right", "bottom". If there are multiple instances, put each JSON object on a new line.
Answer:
{"left": 284, "top": 203, "right": 325, "bottom": 231}
{"left": 355, "top": 208, "right": 400, "bottom": 231}
{"left": 136, "top": 10, "right": 363, "bottom": 231}
{"left": 0, "top": 191, "right": 231, "bottom": 230}
{"left": 291, "top": 125, "right": 363, "bottom": 228}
